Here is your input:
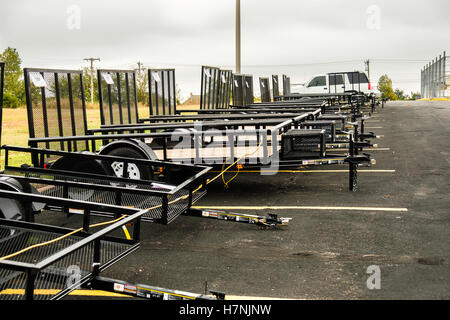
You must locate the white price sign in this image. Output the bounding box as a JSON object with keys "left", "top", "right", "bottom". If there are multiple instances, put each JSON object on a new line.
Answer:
{"left": 30, "top": 73, "right": 47, "bottom": 88}
{"left": 152, "top": 72, "right": 161, "bottom": 82}
{"left": 102, "top": 73, "right": 114, "bottom": 85}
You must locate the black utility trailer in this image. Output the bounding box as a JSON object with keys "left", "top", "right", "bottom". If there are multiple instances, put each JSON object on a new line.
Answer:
{"left": 91, "top": 67, "right": 376, "bottom": 191}
{"left": 0, "top": 189, "right": 230, "bottom": 300}
{"left": 58, "top": 66, "right": 375, "bottom": 191}
{"left": 17, "top": 67, "right": 374, "bottom": 201}
{"left": 11, "top": 66, "right": 290, "bottom": 226}
{"left": 256, "top": 71, "right": 379, "bottom": 114}
{"left": 0, "top": 62, "right": 291, "bottom": 300}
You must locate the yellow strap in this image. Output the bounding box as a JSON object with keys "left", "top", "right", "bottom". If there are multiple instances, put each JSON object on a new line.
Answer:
{"left": 122, "top": 225, "right": 131, "bottom": 240}
{"left": 0, "top": 215, "right": 127, "bottom": 261}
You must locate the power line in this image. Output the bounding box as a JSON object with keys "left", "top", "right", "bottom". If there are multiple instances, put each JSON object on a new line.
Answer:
{"left": 370, "top": 59, "right": 429, "bottom": 63}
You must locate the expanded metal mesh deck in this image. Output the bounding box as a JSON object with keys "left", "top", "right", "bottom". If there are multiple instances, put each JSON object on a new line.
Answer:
{"left": 6, "top": 170, "right": 206, "bottom": 224}
{"left": 41, "top": 186, "right": 206, "bottom": 224}
{"left": 282, "top": 129, "right": 326, "bottom": 159}
{"left": 0, "top": 224, "right": 134, "bottom": 300}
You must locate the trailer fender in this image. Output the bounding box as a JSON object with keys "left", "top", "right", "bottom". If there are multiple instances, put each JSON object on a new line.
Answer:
{"left": 99, "top": 139, "right": 158, "bottom": 160}
{"left": 50, "top": 151, "right": 108, "bottom": 201}
{"left": 0, "top": 177, "right": 45, "bottom": 220}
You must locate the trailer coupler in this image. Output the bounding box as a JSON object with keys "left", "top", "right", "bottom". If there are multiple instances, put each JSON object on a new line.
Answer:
{"left": 84, "top": 276, "right": 225, "bottom": 300}
{"left": 359, "top": 132, "right": 377, "bottom": 140}
{"left": 185, "top": 208, "right": 292, "bottom": 228}
{"left": 355, "top": 141, "right": 376, "bottom": 149}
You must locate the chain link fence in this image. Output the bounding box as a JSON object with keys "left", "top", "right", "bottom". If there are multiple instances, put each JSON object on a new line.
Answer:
{"left": 421, "top": 51, "right": 449, "bottom": 98}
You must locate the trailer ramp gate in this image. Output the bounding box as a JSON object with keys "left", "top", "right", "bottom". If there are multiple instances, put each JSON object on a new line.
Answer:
{"left": 148, "top": 68, "right": 177, "bottom": 116}
{"left": 97, "top": 69, "right": 139, "bottom": 126}
{"left": 24, "top": 68, "right": 89, "bottom": 152}
{"left": 259, "top": 77, "right": 271, "bottom": 103}
{"left": 200, "top": 66, "right": 232, "bottom": 110}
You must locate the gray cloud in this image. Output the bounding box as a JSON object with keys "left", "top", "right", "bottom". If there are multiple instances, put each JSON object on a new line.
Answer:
{"left": 0, "top": 0, "right": 449, "bottom": 98}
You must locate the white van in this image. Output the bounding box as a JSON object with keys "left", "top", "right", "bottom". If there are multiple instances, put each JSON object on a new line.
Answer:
{"left": 295, "top": 71, "right": 373, "bottom": 95}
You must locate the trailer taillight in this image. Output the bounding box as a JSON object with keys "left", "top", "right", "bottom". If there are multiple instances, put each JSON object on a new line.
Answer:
{"left": 368, "top": 83, "right": 371, "bottom": 90}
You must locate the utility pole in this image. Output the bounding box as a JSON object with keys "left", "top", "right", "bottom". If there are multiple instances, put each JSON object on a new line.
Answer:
{"left": 236, "top": 0, "right": 241, "bottom": 74}
{"left": 137, "top": 61, "right": 143, "bottom": 76}
{"left": 84, "top": 57, "right": 100, "bottom": 104}
{"left": 136, "top": 61, "right": 145, "bottom": 104}
{"left": 364, "top": 59, "right": 370, "bottom": 83}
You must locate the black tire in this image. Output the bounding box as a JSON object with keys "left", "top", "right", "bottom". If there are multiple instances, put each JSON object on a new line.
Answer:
{"left": 50, "top": 155, "right": 107, "bottom": 201}
{"left": 50, "top": 153, "right": 108, "bottom": 176}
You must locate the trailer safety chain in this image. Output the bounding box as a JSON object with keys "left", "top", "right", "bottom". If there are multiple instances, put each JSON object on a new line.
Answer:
{"left": 221, "top": 160, "right": 240, "bottom": 189}
{"left": 208, "top": 140, "right": 264, "bottom": 188}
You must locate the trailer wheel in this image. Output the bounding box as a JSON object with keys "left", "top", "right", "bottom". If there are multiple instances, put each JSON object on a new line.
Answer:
{"left": 102, "top": 146, "right": 154, "bottom": 183}
{"left": 50, "top": 153, "right": 108, "bottom": 201}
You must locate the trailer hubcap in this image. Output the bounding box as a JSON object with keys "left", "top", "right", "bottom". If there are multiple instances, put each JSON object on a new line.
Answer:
{"left": 111, "top": 162, "right": 141, "bottom": 180}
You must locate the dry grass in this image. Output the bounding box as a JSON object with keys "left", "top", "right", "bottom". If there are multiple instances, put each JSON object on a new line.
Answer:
{"left": 0, "top": 103, "right": 201, "bottom": 170}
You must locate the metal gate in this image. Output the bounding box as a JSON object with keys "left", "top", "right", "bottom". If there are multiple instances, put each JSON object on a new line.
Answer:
{"left": 216, "top": 69, "right": 232, "bottom": 109}
{"left": 244, "top": 75, "right": 254, "bottom": 105}
{"left": 232, "top": 74, "right": 245, "bottom": 106}
{"left": 148, "top": 68, "right": 177, "bottom": 115}
{"left": 200, "top": 66, "right": 220, "bottom": 110}
{"left": 23, "top": 68, "right": 89, "bottom": 152}
{"left": 327, "top": 73, "right": 346, "bottom": 93}
{"left": 259, "top": 77, "right": 271, "bottom": 102}
{"left": 272, "top": 75, "right": 280, "bottom": 99}
{"left": 282, "top": 75, "right": 291, "bottom": 96}
{"left": 97, "top": 69, "right": 139, "bottom": 126}
{"left": 200, "top": 66, "right": 233, "bottom": 110}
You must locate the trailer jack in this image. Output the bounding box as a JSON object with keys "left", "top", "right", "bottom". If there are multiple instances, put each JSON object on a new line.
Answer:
{"left": 345, "top": 125, "right": 374, "bottom": 191}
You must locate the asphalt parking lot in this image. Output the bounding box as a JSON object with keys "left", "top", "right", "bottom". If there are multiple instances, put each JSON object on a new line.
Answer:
{"left": 56, "top": 100, "right": 449, "bottom": 300}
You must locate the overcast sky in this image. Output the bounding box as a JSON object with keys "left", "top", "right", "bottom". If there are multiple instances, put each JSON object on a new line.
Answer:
{"left": 1, "top": 0, "right": 449, "bottom": 99}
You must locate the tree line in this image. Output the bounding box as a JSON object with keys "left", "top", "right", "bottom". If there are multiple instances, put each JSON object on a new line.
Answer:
{"left": 377, "top": 74, "right": 420, "bottom": 101}
{"left": 2, "top": 47, "right": 419, "bottom": 108}
{"left": 0, "top": 47, "right": 180, "bottom": 108}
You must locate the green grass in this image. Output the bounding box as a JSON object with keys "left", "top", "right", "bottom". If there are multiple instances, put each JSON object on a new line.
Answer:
{"left": 0, "top": 106, "right": 102, "bottom": 170}
{"left": 0, "top": 103, "right": 200, "bottom": 170}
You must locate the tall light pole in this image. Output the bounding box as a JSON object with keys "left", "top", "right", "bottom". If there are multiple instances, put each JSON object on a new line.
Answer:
{"left": 236, "top": 0, "right": 241, "bottom": 74}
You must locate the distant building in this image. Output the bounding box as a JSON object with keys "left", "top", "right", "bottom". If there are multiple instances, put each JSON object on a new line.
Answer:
{"left": 181, "top": 92, "right": 201, "bottom": 105}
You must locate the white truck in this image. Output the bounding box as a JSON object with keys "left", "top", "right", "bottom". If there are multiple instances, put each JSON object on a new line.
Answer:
{"left": 294, "top": 71, "right": 373, "bottom": 95}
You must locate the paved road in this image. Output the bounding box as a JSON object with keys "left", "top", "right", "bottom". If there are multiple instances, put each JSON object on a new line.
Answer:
{"left": 63, "top": 101, "right": 450, "bottom": 299}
